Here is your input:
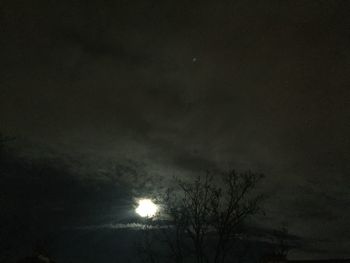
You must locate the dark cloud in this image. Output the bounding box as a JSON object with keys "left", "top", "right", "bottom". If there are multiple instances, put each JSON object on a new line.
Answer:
{"left": 1, "top": 0, "right": 350, "bottom": 260}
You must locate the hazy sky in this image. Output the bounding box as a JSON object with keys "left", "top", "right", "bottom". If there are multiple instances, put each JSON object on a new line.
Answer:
{"left": 1, "top": 0, "right": 350, "bottom": 261}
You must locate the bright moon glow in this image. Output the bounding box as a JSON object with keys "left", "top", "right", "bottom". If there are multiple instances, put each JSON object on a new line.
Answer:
{"left": 135, "top": 199, "right": 158, "bottom": 218}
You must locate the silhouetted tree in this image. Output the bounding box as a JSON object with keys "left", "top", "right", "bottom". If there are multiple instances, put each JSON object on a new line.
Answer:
{"left": 272, "top": 226, "right": 290, "bottom": 258}
{"left": 139, "top": 169, "right": 264, "bottom": 263}
{"left": 136, "top": 218, "right": 160, "bottom": 263}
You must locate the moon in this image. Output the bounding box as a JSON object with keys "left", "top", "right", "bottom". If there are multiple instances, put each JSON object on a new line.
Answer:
{"left": 135, "top": 199, "right": 158, "bottom": 218}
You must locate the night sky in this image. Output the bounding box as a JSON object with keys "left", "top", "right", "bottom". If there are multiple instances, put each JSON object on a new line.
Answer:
{"left": 1, "top": 1, "right": 350, "bottom": 262}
